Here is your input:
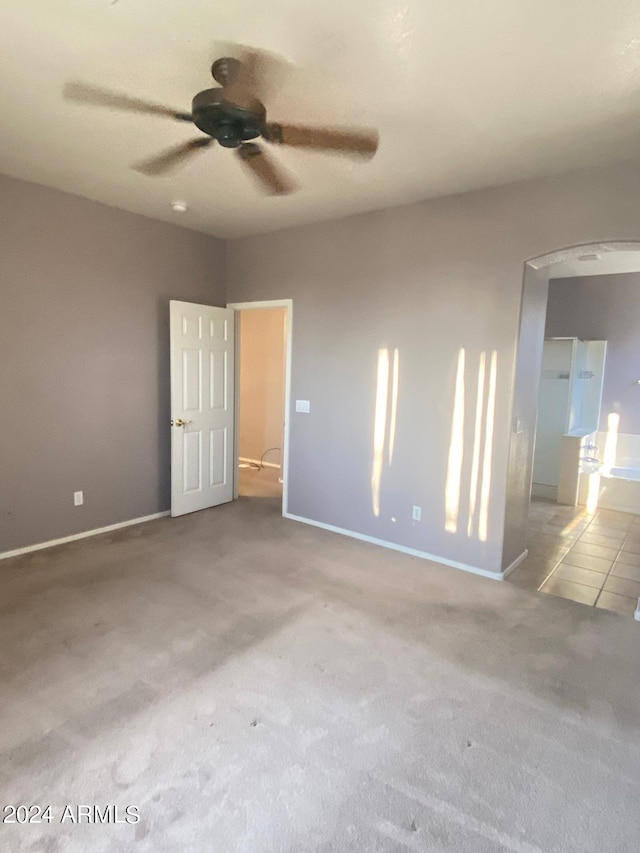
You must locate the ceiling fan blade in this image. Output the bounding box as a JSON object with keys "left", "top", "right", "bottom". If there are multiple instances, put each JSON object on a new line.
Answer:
{"left": 64, "top": 82, "right": 192, "bottom": 122}
{"left": 264, "top": 123, "right": 378, "bottom": 157}
{"left": 133, "top": 138, "right": 213, "bottom": 176}
{"left": 236, "top": 143, "right": 297, "bottom": 195}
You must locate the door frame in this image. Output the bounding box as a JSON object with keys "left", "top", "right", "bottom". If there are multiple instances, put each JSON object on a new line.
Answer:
{"left": 227, "top": 299, "right": 293, "bottom": 515}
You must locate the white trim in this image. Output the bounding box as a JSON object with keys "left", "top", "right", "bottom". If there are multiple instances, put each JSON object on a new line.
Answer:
{"left": 239, "top": 457, "right": 281, "bottom": 470}
{"left": 283, "top": 512, "right": 507, "bottom": 580}
{"left": 232, "top": 311, "right": 241, "bottom": 502}
{"left": 531, "top": 483, "right": 558, "bottom": 500}
{"left": 501, "top": 549, "right": 529, "bottom": 578}
{"left": 227, "top": 299, "right": 292, "bottom": 517}
{"left": 0, "top": 512, "right": 170, "bottom": 561}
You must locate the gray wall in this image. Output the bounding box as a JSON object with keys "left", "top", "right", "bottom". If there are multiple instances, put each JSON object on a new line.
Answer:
{"left": 227, "top": 159, "right": 640, "bottom": 575}
{"left": 6, "top": 158, "right": 640, "bottom": 571}
{"left": 239, "top": 309, "right": 286, "bottom": 464}
{"left": 0, "top": 173, "right": 225, "bottom": 553}
{"left": 545, "top": 272, "right": 640, "bottom": 434}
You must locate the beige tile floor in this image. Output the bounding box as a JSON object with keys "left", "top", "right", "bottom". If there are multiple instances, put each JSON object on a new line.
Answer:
{"left": 509, "top": 498, "right": 640, "bottom": 616}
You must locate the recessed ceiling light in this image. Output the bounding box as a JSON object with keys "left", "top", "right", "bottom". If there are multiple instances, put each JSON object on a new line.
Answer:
{"left": 171, "top": 201, "right": 188, "bottom": 213}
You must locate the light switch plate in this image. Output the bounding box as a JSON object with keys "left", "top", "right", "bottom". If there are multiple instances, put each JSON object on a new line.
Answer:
{"left": 295, "top": 400, "right": 310, "bottom": 413}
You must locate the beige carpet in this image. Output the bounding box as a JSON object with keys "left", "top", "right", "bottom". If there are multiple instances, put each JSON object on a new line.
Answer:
{"left": 1, "top": 496, "right": 639, "bottom": 852}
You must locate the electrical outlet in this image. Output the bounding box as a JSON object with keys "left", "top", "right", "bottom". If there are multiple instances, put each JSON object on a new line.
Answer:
{"left": 74, "top": 491, "right": 84, "bottom": 506}
{"left": 295, "top": 399, "right": 310, "bottom": 413}
{"left": 412, "top": 505, "right": 422, "bottom": 521}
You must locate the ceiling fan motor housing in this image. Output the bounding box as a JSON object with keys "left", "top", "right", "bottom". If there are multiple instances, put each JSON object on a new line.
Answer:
{"left": 191, "top": 88, "right": 265, "bottom": 148}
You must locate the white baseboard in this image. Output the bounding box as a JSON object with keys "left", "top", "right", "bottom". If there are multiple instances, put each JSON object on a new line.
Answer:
{"left": 531, "top": 483, "right": 558, "bottom": 500}
{"left": 502, "top": 549, "right": 529, "bottom": 578}
{"left": 283, "top": 512, "right": 506, "bottom": 580}
{"left": 0, "top": 511, "right": 170, "bottom": 561}
{"left": 239, "top": 457, "right": 281, "bottom": 470}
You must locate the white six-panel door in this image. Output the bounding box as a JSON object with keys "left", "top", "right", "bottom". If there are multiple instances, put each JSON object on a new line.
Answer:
{"left": 170, "top": 301, "right": 235, "bottom": 516}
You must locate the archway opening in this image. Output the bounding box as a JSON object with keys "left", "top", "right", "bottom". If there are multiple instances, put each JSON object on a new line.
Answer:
{"left": 504, "top": 241, "right": 640, "bottom": 616}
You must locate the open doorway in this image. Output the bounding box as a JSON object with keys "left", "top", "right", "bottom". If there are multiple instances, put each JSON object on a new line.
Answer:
{"left": 505, "top": 243, "right": 640, "bottom": 616}
{"left": 228, "top": 300, "right": 292, "bottom": 512}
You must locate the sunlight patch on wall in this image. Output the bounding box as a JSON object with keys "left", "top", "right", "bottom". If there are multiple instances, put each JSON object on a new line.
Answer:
{"left": 478, "top": 350, "right": 498, "bottom": 543}
{"left": 388, "top": 349, "right": 400, "bottom": 466}
{"left": 371, "top": 348, "right": 390, "bottom": 517}
{"left": 467, "top": 351, "right": 487, "bottom": 538}
{"left": 445, "top": 348, "right": 466, "bottom": 533}
{"left": 371, "top": 347, "right": 401, "bottom": 517}
{"left": 602, "top": 411, "right": 620, "bottom": 474}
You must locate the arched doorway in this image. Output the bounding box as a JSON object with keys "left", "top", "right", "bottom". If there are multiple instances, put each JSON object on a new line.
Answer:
{"left": 504, "top": 242, "right": 640, "bottom": 615}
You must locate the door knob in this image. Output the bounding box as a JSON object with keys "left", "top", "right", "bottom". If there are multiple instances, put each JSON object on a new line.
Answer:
{"left": 173, "top": 418, "right": 192, "bottom": 427}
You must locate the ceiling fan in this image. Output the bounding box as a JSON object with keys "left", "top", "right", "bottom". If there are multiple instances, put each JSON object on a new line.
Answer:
{"left": 64, "top": 51, "right": 379, "bottom": 195}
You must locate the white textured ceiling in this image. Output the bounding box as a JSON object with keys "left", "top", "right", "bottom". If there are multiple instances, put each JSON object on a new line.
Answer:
{"left": 1, "top": 1, "right": 640, "bottom": 238}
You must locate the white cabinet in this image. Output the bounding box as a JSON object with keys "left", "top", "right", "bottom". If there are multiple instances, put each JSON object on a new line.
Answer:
{"left": 532, "top": 338, "right": 607, "bottom": 500}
